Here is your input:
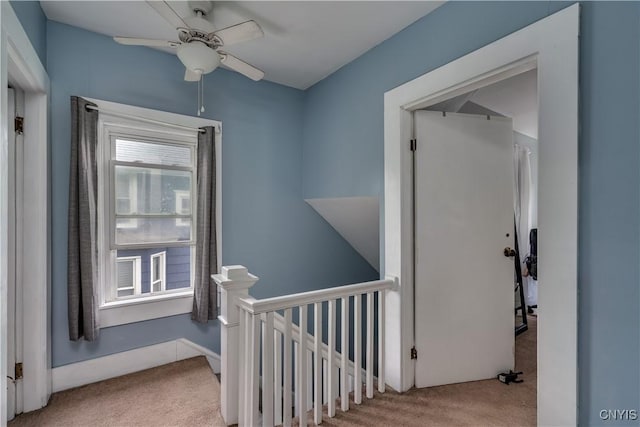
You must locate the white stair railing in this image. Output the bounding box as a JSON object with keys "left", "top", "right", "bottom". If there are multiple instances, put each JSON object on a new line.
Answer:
{"left": 214, "top": 265, "right": 396, "bottom": 427}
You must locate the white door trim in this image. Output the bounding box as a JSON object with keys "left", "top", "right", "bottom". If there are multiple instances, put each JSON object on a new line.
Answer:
{"left": 383, "top": 4, "right": 578, "bottom": 426}
{"left": 1, "top": 2, "right": 50, "bottom": 422}
{"left": 6, "top": 86, "right": 15, "bottom": 422}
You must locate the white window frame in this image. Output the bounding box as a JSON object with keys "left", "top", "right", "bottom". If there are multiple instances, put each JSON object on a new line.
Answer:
{"left": 115, "top": 255, "right": 142, "bottom": 298}
{"left": 103, "top": 129, "right": 196, "bottom": 305}
{"left": 88, "top": 98, "right": 222, "bottom": 328}
{"left": 150, "top": 251, "right": 166, "bottom": 293}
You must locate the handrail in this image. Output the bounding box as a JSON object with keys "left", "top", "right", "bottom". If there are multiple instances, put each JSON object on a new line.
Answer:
{"left": 237, "top": 278, "right": 395, "bottom": 315}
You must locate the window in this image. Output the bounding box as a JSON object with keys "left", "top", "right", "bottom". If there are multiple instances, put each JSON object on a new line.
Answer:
{"left": 150, "top": 251, "right": 166, "bottom": 293}
{"left": 116, "top": 256, "right": 141, "bottom": 297}
{"left": 107, "top": 136, "right": 196, "bottom": 304}
{"left": 93, "top": 99, "right": 220, "bottom": 328}
{"left": 98, "top": 107, "right": 200, "bottom": 307}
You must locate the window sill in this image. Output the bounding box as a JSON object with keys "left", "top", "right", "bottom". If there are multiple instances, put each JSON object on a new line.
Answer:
{"left": 100, "top": 290, "right": 193, "bottom": 328}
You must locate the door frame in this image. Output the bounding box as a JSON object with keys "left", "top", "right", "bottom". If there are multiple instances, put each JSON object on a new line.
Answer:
{"left": 6, "top": 85, "right": 15, "bottom": 422}
{"left": 6, "top": 85, "right": 25, "bottom": 421}
{"left": 383, "top": 4, "right": 578, "bottom": 426}
{"left": 1, "top": 2, "right": 50, "bottom": 421}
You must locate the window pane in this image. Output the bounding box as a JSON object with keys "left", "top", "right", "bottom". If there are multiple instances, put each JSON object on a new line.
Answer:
{"left": 116, "top": 173, "right": 131, "bottom": 197}
{"left": 117, "top": 198, "right": 131, "bottom": 214}
{"left": 116, "top": 218, "right": 191, "bottom": 245}
{"left": 117, "top": 260, "right": 134, "bottom": 289}
{"left": 114, "top": 165, "right": 191, "bottom": 216}
{"left": 152, "top": 257, "right": 159, "bottom": 281}
{"left": 115, "top": 247, "right": 192, "bottom": 296}
{"left": 116, "top": 139, "right": 191, "bottom": 167}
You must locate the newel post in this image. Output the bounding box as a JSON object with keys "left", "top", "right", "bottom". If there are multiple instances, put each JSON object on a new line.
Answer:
{"left": 213, "top": 265, "right": 259, "bottom": 426}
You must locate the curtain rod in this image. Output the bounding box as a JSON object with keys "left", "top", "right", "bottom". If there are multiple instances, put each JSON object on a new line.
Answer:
{"left": 84, "top": 104, "right": 211, "bottom": 134}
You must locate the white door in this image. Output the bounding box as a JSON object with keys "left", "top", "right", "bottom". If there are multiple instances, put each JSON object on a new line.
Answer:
{"left": 414, "top": 111, "right": 515, "bottom": 388}
{"left": 6, "top": 87, "right": 24, "bottom": 420}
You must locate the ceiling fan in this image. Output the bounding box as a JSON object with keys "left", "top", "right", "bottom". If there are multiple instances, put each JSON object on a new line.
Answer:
{"left": 113, "top": 0, "right": 265, "bottom": 83}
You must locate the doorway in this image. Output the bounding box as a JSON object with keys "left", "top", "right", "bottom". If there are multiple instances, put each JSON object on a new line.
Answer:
{"left": 412, "top": 69, "right": 539, "bottom": 422}
{"left": 383, "top": 5, "right": 578, "bottom": 425}
{"left": 1, "top": 3, "right": 51, "bottom": 420}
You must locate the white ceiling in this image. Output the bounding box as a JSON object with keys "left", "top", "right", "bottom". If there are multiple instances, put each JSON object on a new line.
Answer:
{"left": 471, "top": 69, "right": 538, "bottom": 138}
{"left": 425, "top": 69, "right": 538, "bottom": 138}
{"left": 40, "top": 1, "right": 444, "bottom": 89}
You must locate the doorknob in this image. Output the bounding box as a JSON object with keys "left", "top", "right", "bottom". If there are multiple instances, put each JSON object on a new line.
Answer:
{"left": 504, "top": 247, "right": 516, "bottom": 257}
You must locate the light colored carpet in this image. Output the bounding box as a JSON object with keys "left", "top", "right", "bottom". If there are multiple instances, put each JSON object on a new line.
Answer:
{"left": 10, "top": 317, "right": 535, "bottom": 427}
{"left": 9, "top": 356, "right": 226, "bottom": 427}
{"left": 306, "top": 315, "right": 537, "bottom": 426}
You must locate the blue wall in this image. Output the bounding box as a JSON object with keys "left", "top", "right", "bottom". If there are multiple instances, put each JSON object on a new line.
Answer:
{"left": 9, "top": 1, "right": 46, "bottom": 67}
{"left": 303, "top": 1, "right": 570, "bottom": 198}
{"left": 47, "top": 21, "right": 377, "bottom": 367}
{"left": 302, "top": 1, "right": 640, "bottom": 424}
{"left": 578, "top": 2, "right": 640, "bottom": 424}
{"left": 12, "top": 1, "right": 640, "bottom": 423}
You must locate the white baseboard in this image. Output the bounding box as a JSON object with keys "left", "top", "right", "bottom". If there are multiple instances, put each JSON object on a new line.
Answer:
{"left": 52, "top": 339, "right": 220, "bottom": 393}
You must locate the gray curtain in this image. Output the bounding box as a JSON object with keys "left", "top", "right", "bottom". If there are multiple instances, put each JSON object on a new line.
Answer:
{"left": 68, "top": 96, "right": 100, "bottom": 341}
{"left": 192, "top": 126, "right": 218, "bottom": 322}
{"left": 513, "top": 140, "right": 537, "bottom": 306}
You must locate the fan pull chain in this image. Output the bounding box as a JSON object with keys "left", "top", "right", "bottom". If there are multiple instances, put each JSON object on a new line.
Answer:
{"left": 201, "top": 76, "right": 205, "bottom": 114}
{"left": 197, "top": 76, "right": 201, "bottom": 117}
{"left": 196, "top": 75, "right": 206, "bottom": 117}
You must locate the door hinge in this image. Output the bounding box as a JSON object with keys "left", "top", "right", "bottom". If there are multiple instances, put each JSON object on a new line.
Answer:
{"left": 410, "top": 139, "right": 417, "bottom": 151}
{"left": 411, "top": 347, "right": 417, "bottom": 360}
{"left": 14, "top": 116, "right": 24, "bottom": 135}
{"left": 15, "top": 363, "right": 23, "bottom": 380}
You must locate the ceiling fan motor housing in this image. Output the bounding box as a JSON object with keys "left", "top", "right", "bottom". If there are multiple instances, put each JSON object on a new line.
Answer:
{"left": 184, "top": 14, "right": 216, "bottom": 35}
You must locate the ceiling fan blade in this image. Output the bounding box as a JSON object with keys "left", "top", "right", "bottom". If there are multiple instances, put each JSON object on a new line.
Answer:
{"left": 146, "top": 1, "right": 189, "bottom": 30}
{"left": 212, "top": 20, "right": 264, "bottom": 47}
{"left": 113, "top": 37, "right": 180, "bottom": 48}
{"left": 220, "top": 52, "right": 264, "bottom": 81}
{"left": 184, "top": 68, "right": 202, "bottom": 82}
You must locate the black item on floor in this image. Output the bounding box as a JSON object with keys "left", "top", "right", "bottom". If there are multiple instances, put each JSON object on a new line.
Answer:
{"left": 497, "top": 370, "right": 524, "bottom": 385}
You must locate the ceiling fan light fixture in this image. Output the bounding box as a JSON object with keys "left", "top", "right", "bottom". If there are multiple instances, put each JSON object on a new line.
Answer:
{"left": 177, "top": 41, "right": 220, "bottom": 74}
{"left": 116, "top": 1, "right": 264, "bottom": 83}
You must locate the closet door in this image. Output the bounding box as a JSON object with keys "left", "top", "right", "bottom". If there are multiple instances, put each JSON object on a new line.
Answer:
{"left": 414, "top": 111, "right": 514, "bottom": 388}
